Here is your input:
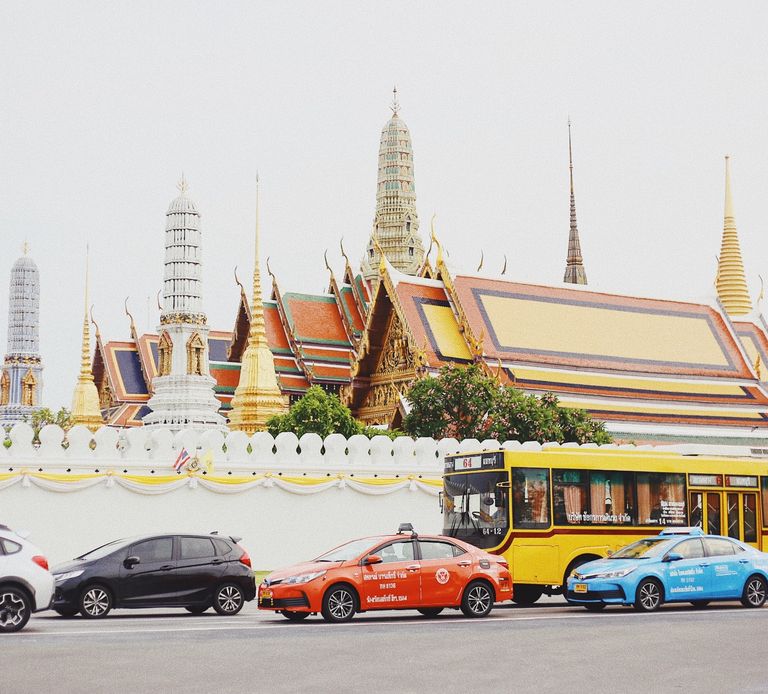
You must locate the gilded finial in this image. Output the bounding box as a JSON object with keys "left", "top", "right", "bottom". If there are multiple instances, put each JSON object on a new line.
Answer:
{"left": 391, "top": 85, "right": 400, "bottom": 116}
{"left": 372, "top": 233, "right": 387, "bottom": 274}
{"left": 177, "top": 172, "right": 189, "bottom": 194}
{"left": 124, "top": 297, "right": 137, "bottom": 336}
{"left": 430, "top": 214, "right": 444, "bottom": 266}
{"left": 90, "top": 304, "right": 101, "bottom": 340}
{"left": 339, "top": 237, "right": 351, "bottom": 268}
{"left": 233, "top": 266, "right": 246, "bottom": 297}
{"left": 156, "top": 289, "right": 163, "bottom": 312}
{"left": 477, "top": 251, "right": 484, "bottom": 272}
{"left": 324, "top": 249, "right": 332, "bottom": 274}
{"left": 22, "top": 240, "right": 29, "bottom": 256}
{"left": 501, "top": 254, "right": 507, "bottom": 275}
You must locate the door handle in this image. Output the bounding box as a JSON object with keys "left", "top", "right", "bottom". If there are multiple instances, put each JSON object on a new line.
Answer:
{"left": 698, "top": 563, "right": 710, "bottom": 567}
{"left": 406, "top": 564, "right": 420, "bottom": 572}
{"left": 739, "top": 559, "right": 750, "bottom": 564}
{"left": 457, "top": 561, "right": 471, "bottom": 567}
{"left": 160, "top": 565, "right": 173, "bottom": 571}
{"left": 212, "top": 559, "right": 223, "bottom": 564}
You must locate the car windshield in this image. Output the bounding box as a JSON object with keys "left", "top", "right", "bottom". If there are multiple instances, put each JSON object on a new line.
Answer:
{"left": 76, "top": 538, "right": 130, "bottom": 561}
{"left": 609, "top": 537, "right": 675, "bottom": 559}
{"left": 314, "top": 538, "right": 381, "bottom": 562}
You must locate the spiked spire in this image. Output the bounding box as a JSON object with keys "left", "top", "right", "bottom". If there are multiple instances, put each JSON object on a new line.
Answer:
{"left": 228, "top": 176, "right": 288, "bottom": 434}
{"left": 563, "top": 120, "right": 588, "bottom": 285}
{"left": 716, "top": 156, "right": 752, "bottom": 316}
{"left": 70, "top": 246, "right": 104, "bottom": 431}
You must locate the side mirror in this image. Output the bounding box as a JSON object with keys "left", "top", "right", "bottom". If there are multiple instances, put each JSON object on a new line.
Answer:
{"left": 124, "top": 555, "right": 141, "bottom": 569}
{"left": 364, "top": 555, "right": 382, "bottom": 566}
{"left": 662, "top": 552, "right": 683, "bottom": 563}
{"left": 606, "top": 550, "right": 614, "bottom": 557}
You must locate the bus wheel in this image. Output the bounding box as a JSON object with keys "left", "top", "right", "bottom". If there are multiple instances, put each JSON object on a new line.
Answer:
{"left": 512, "top": 584, "right": 543, "bottom": 606}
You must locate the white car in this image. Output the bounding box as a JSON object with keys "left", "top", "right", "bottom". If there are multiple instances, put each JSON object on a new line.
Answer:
{"left": 0, "top": 524, "right": 54, "bottom": 633}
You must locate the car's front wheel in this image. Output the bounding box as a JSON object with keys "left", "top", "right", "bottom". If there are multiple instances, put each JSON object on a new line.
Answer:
{"left": 461, "top": 580, "right": 494, "bottom": 618}
{"left": 321, "top": 584, "right": 357, "bottom": 623}
{"left": 741, "top": 575, "right": 767, "bottom": 608}
{"left": 634, "top": 578, "right": 663, "bottom": 612}
{"left": 80, "top": 585, "right": 112, "bottom": 619}
{"left": 417, "top": 607, "right": 444, "bottom": 617}
{"left": 280, "top": 610, "right": 310, "bottom": 621}
{"left": 0, "top": 586, "right": 32, "bottom": 633}
{"left": 213, "top": 584, "right": 245, "bottom": 616}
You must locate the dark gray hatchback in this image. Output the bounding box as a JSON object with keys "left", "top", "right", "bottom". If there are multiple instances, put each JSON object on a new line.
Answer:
{"left": 51, "top": 533, "right": 255, "bottom": 618}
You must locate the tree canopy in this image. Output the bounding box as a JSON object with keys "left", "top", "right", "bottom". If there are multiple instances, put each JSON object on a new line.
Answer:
{"left": 403, "top": 364, "right": 611, "bottom": 444}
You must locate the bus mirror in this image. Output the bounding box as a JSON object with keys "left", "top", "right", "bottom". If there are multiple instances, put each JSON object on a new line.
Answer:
{"left": 438, "top": 491, "right": 444, "bottom": 513}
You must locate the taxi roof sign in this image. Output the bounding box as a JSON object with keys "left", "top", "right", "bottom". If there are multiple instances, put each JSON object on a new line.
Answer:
{"left": 659, "top": 527, "right": 704, "bottom": 536}
{"left": 398, "top": 523, "right": 417, "bottom": 537}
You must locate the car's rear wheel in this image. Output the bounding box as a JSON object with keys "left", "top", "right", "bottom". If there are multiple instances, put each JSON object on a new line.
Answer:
{"left": 584, "top": 603, "right": 607, "bottom": 612}
{"left": 213, "top": 583, "right": 245, "bottom": 616}
{"left": 280, "top": 610, "right": 310, "bottom": 621}
{"left": 0, "top": 586, "right": 32, "bottom": 633}
{"left": 54, "top": 607, "right": 79, "bottom": 618}
{"left": 321, "top": 584, "right": 357, "bottom": 623}
{"left": 79, "top": 585, "right": 112, "bottom": 619}
{"left": 741, "top": 575, "right": 767, "bottom": 608}
{"left": 634, "top": 578, "right": 663, "bottom": 612}
{"left": 690, "top": 600, "right": 710, "bottom": 609}
{"left": 511, "top": 584, "right": 543, "bottom": 606}
{"left": 417, "top": 607, "right": 444, "bottom": 617}
{"left": 461, "top": 580, "right": 494, "bottom": 618}
{"left": 185, "top": 605, "right": 209, "bottom": 615}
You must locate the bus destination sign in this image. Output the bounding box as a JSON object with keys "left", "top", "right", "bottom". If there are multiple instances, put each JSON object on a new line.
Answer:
{"left": 446, "top": 452, "right": 503, "bottom": 472}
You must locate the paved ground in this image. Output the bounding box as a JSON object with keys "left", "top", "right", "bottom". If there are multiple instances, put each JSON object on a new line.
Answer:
{"left": 5, "top": 596, "right": 768, "bottom": 693}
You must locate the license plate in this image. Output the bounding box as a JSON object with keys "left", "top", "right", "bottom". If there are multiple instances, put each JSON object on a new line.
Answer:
{"left": 574, "top": 583, "right": 588, "bottom": 594}
{"left": 261, "top": 589, "right": 273, "bottom": 600}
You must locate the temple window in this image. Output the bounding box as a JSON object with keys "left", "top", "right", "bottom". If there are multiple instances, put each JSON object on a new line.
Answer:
{"left": 21, "top": 370, "right": 36, "bottom": 407}
{"left": 409, "top": 246, "right": 414, "bottom": 257}
{"left": 0, "top": 371, "right": 9, "bottom": 406}
{"left": 187, "top": 333, "right": 205, "bottom": 376}
{"left": 158, "top": 332, "right": 173, "bottom": 376}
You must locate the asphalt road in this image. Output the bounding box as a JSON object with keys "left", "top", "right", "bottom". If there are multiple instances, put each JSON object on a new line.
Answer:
{"left": 5, "top": 596, "right": 768, "bottom": 694}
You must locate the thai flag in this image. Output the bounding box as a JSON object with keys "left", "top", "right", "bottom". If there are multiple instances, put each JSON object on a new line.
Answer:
{"left": 173, "top": 448, "right": 191, "bottom": 472}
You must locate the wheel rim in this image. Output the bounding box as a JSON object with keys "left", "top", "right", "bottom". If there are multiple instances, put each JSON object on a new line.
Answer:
{"left": 217, "top": 586, "right": 243, "bottom": 613}
{"left": 747, "top": 579, "right": 765, "bottom": 606}
{"left": 639, "top": 582, "right": 660, "bottom": 610}
{"left": 328, "top": 589, "right": 354, "bottom": 619}
{"left": 83, "top": 588, "right": 109, "bottom": 616}
{"left": 467, "top": 585, "right": 492, "bottom": 614}
{"left": 0, "top": 591, "right": 27, "bottom": 628}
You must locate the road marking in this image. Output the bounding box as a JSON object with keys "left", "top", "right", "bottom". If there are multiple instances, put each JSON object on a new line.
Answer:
{"left": 20, "top": 607, "right": 768, "bottom": 637}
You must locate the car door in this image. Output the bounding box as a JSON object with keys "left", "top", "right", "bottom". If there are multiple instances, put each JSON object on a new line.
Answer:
{"left": 417, "top": 540, "right": 472, "bottom": 607}
{"left": 174, "top": 536, "right": 223, "bottom": 604}
{"left": 118, "top": 536, "right": 176, "bottom": 605}
{"left": 360, "top": 539, "right": 420, "bottom": 611}
{"left": 702, "top": 537, "right": 750, "bottom": 598}
{"left": 660, "top": 538, "right": 709, "bottom": 601}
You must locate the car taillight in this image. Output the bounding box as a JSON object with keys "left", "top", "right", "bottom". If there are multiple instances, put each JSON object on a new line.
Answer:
{"left": 238, "top": 547, "right": 252, "bottom": 568}
{"left": 496, "top": 558, "right": 509, "bottom": 569}
{"left": 32, "top": 555, "right": 49, "bottom": 571}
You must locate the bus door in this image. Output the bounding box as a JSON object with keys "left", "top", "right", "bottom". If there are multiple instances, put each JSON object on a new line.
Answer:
{"left": 725, "top": 492, "right": 759, "bottom": 548}
{"left": 689, "top": 490, "right": 722, "bottom": 536}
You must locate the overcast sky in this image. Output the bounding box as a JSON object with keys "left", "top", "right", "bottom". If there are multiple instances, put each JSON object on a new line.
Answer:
{"left": 2, "top": 1, "right": 768, "bottom": 409}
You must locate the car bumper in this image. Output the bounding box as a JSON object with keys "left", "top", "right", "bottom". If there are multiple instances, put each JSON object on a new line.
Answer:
{"left": 52, "top": 579, "right": 82, "bottom": 610}
{"left": 566, "top": 579, "right": 629, "bottom": 605}
{"left": 258, "top": 584, "right": 316, "bottom": 613}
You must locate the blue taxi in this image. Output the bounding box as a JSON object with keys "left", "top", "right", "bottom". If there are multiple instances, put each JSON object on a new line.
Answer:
{"left": 566, "top": 528, "right": 768, "bottom": 612}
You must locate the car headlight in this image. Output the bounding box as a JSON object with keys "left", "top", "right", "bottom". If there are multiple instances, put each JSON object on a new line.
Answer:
{"left": 283, "top": 570, "right": 326, "bottom": 585}
{"left": 54, "top": 570, "right": 84, "bottom": 582}
{"left": 588, "top": 567, "right": 636, "bottom": 580}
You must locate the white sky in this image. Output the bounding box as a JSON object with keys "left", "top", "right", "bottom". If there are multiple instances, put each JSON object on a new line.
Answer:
{"left": 1, "top": 1, "right": 768, "bottom": 410}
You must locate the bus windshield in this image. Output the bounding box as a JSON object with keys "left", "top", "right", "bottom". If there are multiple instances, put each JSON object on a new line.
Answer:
{"left": 443, "top": 471, "right": 509, "bottom": 549}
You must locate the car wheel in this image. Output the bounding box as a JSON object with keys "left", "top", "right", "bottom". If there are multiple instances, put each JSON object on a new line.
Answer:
{"left": 80, "top": 585, "right": 112, "bottom": 619}
{"left": 417, "top": 607, "right": 444, "bottom": 617}
{"left": 213, "top": 583, "right": 245, "bottom": 616}
{"left": 511, "top": 584, "right": 543, "bottom": 606}
{"left": 634, "top": 579, "right": 663, "bottom": 612}
{"left": 461, "top": 580, "right": 494, "bottom": 618}
{"left": 54, "top": 607, "right": 79, "bottom": 618}
{"left": 321, "top": 584, "right": 357, "bottom": 623}
{"left": 741, "top": 575, "right": 767, "bottom": 608}
{"left": 0, "top": 586, "right": 32, "bottom": 633}
{"left": 280, "top": 610, "right": 310, "bottom": 622}
{"left": 185, "top": 605, "right": 209, "bottom": 615}
{"left": 690, "top": 601, "right": 710, "bottom": 609}
{"left": 584, "top": 603, "right": 607, "bottom": 612}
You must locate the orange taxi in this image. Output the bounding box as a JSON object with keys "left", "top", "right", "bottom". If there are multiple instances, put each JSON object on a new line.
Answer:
{"left": 258, "top": 524, "right": 512, "bottom": 622}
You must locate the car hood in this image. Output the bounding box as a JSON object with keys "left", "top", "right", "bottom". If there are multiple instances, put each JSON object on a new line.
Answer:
{"left": 51, "top": 559, "right": 86, "bottom": 574}
{"left": 573, "top": 558, "right": 640, "bottom": 577}
{"left": 264, "top": 561, "right": 337, "bottom": 583}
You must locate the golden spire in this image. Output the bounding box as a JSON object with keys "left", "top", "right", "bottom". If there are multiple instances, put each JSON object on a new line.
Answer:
{"left": 228, "top": 175, "right": 288, "bottom": 434}
{"left": 71, "top": 245, "right": 104, "bottom": 431}
{"left": 716, "top": 156, "right": 752, "bottom": 316}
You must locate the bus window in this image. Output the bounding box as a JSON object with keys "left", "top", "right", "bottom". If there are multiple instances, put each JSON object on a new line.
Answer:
{"left": 443, "top": 471, "right": 509, "bottom": 549}
{"left": 762, "top": 478, "right": 768, "bottom": 528}
{"left": 512, "top": 469, "right": 550, "bottom": 529}
{"left": 553, "top": 470, "right": 634, "bottom": 525}
{"left": 636, "top": 473, "right": 686, "bottom": 526}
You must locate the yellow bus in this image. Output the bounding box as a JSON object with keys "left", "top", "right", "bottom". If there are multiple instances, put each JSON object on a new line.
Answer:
{"left": 442, "top": 445, "right": 768, "bottom": 605}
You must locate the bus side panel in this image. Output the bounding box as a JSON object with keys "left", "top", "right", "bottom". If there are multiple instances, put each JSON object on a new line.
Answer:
{"left": 512, "top": 544, "right": 559, "bottom": 584}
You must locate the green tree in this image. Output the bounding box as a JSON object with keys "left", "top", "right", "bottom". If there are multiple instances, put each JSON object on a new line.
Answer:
{"left": 403, "top": 364, "right": 611, "bottom": 445}
{"left": 23, "top": 407, "right": 73, "bottom": 444}
{"left": 267, "top": 386, "right": 364, "bottom": 439}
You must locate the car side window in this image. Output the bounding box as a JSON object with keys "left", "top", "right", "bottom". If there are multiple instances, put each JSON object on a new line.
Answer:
{"left": 704, "top": 538, "right": 738, "bottom": 556}
{"left": 371, "top": 540, "right": 414, "bottom": 564}
{"left": 213, "top": 538, "right": 232, "bottom": 556}
{"left": 131, "top": 538, "right": 174, "bottom": 563}
{"left": 419, "top": 541, "right": 460, "bottom": 561}
{"left": 671, "top": 539, "right": 704, "bottom": 559}
{"left": 1, "top": 539, "right": 21, "bottom": 555}
{"left": 180, "top": 537, "right": 215, "bottom": 559}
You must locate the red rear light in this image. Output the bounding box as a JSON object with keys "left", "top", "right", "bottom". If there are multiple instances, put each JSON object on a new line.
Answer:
{"left": 238, "top": 547, "right": 252, "bottom": 568}
{"left": 496, "top": 558, "right": 509, "bottom": 569}
{"left": 32, "top": 555, "right": 49, "bottom": 571}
